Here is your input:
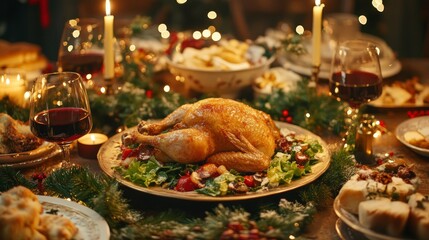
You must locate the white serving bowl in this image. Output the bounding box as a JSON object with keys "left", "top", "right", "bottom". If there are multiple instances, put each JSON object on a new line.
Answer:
{"left": 168, "top": 57, "right": 274, "bottom": 98}
{"left": 167, "top": 39, "right": 275, "bottom": 98}
{"left": 395, "top": 116, "right": 429, "bottom": 157}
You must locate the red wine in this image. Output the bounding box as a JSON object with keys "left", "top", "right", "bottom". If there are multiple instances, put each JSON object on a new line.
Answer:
{"left": 329, "top": 70, "right": 382, "bottom": 108}
{"left": 59, "top": 53, "right": 103, "bottom": 76}
{"left": 31, "top": 107, "right": 91, "bottom": 144}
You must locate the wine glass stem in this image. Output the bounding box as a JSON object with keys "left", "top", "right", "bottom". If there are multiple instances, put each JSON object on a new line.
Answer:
{"left": 58, "top": 144, "right": 72, "bottom": 167}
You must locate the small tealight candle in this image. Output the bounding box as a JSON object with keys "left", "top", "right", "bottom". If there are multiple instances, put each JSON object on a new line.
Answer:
{"left": 0, "top": 71, "right": 26, "bottom": 107}
{"left": 77, "top": 133, "right": 108, "bottom": 159}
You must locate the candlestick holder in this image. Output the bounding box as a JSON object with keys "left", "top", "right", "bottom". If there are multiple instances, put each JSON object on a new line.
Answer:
{"left": 87, "top": 76, "right": 119, "bottom": 95}
{"left": 309, "top": 64, "right": 320, "bottom": 88}
{"left": 102, "top": 77, "right": 116, "bottom": 95}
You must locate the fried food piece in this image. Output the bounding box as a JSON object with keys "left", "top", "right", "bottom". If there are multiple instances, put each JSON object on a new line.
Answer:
{"left": 0, "top": 113, "right": 43, "bottom": 154}
{"left": 37, "top": 214, "right": 78, "bottom": 240}
{"left": 0, "top": 186, "right": 46, "bottom": 240}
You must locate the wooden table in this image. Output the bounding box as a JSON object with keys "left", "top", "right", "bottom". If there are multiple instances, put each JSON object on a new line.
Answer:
{"left": 24, "top": 58, "right": 429, "bottom": 239}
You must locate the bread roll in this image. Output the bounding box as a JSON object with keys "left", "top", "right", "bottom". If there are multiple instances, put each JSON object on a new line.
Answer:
{"left": 0, "top": 186, "right": 79, "bottom": 240}
{"left": 38, "top": 214, "right": 78, "bottom": 240}
{"left": 358, "top": 198, "right": 410, "bottom": 237}
{"left": 0, "top": 186, "right": 46, "bottom": 240}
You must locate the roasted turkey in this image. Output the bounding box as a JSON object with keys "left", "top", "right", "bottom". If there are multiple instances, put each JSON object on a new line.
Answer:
{"left": 123, "top": 98, "right": 281, "bottom": 172}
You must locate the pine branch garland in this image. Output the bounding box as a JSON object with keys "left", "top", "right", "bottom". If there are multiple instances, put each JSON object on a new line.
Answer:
{"left": 0, "top": 96, "right": 29, "bottom": 122}
{"left": 298, "top": 148, "right": 356, "bottom": 208}
{"left": 92, "top": 181, "right": 142, "bottom": 228}
{"left": 44, "top": 166, "right": 104, "bottom": 201}
{"left": 0, "top": 167, "right": 36, "bottom": 191}
{"left": 252, "top": 79, "right": 348, "bottom": 134}
{"left": 0, "top": 145, "right": 355, "bottom": 240}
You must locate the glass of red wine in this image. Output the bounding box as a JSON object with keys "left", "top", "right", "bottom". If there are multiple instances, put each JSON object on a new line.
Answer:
{"left": 58, "top": 18, "right": 104, "bottom": 82}
{"left": 29, "top": 72, "right": 93, "bottom": 167}
{"left": 329, "top": 40, "right": 383, "bottom": 164}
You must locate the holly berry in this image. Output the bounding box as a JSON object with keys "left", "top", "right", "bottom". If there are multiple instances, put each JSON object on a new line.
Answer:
{"left": 282, "top": 109, "right": 289, "bottom": 117}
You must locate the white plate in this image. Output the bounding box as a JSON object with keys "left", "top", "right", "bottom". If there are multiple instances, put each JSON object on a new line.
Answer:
{"left": 279, "top": 33, "right": 402, "bottom": 79}
{"left": 38, "top": 195, "right": 110, "bottom": 240}
{"left": 97, "top": 121, "right": 331, "bottom": 201}
{"left": 395, "top": 116, "right": 429, "bottom": 157}
{"left": 333, "top": 197, "right": 414, "bottom": 240}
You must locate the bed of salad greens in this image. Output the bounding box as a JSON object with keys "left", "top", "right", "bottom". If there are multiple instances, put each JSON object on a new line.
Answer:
{"left": 114, "top": 132, "right": 324, "bottom": 197}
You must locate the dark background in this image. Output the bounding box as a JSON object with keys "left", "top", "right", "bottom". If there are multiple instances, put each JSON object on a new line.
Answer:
{"left": 1, "top": 0, "right": 427, "bottom": 61}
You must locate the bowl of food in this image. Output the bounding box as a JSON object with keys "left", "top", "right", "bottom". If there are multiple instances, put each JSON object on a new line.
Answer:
{"left": 395, "top": 116, "right": 429, "bottom": 157}
{"left": 167, "top": 39, "right": 275, "bottom": 98}
{"left": 252, "top": 67, "right": 302, "bottom": 99}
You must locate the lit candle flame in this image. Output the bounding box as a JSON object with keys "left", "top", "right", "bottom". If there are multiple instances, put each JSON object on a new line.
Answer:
{"left": 90, "top": 134, "right": 96, "bottom": 144}
{"left": 106, "top": 0, "right": 111, "bottom": 16}
{"left": 315, "top": 0, "right": 321, "bottom": 6}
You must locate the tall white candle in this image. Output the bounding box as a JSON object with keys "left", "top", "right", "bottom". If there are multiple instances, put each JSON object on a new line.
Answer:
{"left": 104, "top": 0, "right": 114, "bottom": 79}
{"left": 312, "top": 0, "right": 325, "bottom": 66}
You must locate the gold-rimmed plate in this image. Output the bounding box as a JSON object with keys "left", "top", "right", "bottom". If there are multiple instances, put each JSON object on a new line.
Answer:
{"left": 97, "top": 122, "right": 331, "bottom": 201}
{"left": 38, "top": 195, "right": 110, "bottom": 240}
{"left": 0, "top": 141, "right": 57, "bottom": 164}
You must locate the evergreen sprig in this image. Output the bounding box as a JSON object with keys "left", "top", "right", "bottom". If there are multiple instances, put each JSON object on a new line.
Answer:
{"left": 253, "top": 79, "right": 348, "bottom": 134}
{"left": 0, "top": 167, "right": 36, "bottom": 191}
{"left": 0, "top": 96, "right": 29, "bottom": 122}
{"left": 298, "top": 148, "right": 356, "bottom": 208}
{"left": 43, "top": 166, "right": 103, "bottom": 200}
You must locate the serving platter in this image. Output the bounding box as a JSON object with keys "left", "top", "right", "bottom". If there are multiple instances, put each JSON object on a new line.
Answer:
{"left": 38, "top": 195, "right": 110, "bottom": 240}
{"left": 98, "top": 121, "right": 331, "bottom": 201}
{"left": 0, "top": 142, "right": 59, "bottom": 168}
{"left": 0, "top": 141, "right": 56, "bottom": 163}
{"left": 0, "top": 147, "right": 61, "bottom": 169}
{"left": 333, "top": 197, "right": 414, "bottom": 240}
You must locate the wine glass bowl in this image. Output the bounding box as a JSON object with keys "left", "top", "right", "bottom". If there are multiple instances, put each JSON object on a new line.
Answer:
{"left": 58, "top": 18, "right": 104, "bottom": 81}
{"left": 329, "top": 40, "right": 383, "bottom": 108}
{"left": 29, "top": 72, "right": 92, "bottom": 166}
{"left": 328, "top": 40, "right": 383, "bottom": 165}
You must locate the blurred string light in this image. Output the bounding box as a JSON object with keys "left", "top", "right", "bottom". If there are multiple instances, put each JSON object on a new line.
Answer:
{"left": 157, "top": 23, "right": 170, "bottom": 39}
{"left": 196, "top": 10, "right": 222, "bottom": 41}
{"left": 372, "top": 0, "right": 384, "bottom": 12}
{"left": 202, "top": 29, "right": 211, "bottom": 38}
{"left": 176, "top": 0, "right": 187, "bottom": 4}
{"left": 211, "top": 32, "right": 221, "bottom": 41}
{"left": 163, "top": 85, "right": 170, "bottom": 92}
{"left": 295, "top": 25, "right": 305, "bottom": 35}
{"left": 193, "top": 31, "right": 202, "bottom": 39}
{"left": 358, "top": 15, "right": 367, "bottom": 25}
{"left": 207, "top": 11, "right": 217, "bottom": 20}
